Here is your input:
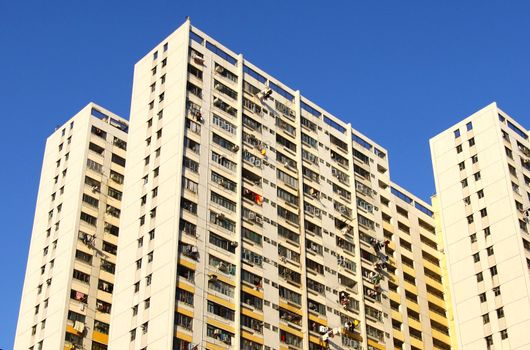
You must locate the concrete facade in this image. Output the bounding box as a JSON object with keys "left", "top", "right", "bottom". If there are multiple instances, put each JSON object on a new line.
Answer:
{"left": 14, "top": 103, "right": 128, "bottom": 350}
{"left": 108, "top": 19, "right": 451, "bottom": 350}
{"left": 431, "top": 102, "right": 530, "bottom": 349}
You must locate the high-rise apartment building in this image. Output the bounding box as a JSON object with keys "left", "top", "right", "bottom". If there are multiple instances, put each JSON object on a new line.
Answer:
{"left": 385, "top": 184, "right": 452, "bottom": 350}
{"left": 431, "top": 102, "right": 530, "bottom": 349}
{"left": 109, "top": 19, "right": 451, "bottom": 350}
{"left": 14, "top": 103, "right": 128, "bottom": 350}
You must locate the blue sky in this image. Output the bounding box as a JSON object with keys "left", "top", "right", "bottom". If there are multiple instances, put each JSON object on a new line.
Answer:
{"left": 1, "top": 0, "right": 530, "bottom": 347}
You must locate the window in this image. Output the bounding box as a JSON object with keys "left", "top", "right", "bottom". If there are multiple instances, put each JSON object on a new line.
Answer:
{"left": 215, "top": 63, "right": 238, "bottom": 82}
{"left": 211, "top": 151, "right": 236, "bottom": 171}
{"left": 474, "top": 172, "right": 481, "bottom": 181}
{"left": 91, "top": 126, "right": 107, "bottom": 140}
{"left": 493, "top": 286, "right": 501, "bottom": 296}
{"left": 181, "top": 198, "right": 197, "bottom": 214}
{"left": 73, "top": 269, "right": 90, "bottom": 283}
{"left": 490, "top": 266, "right": 498, "bottom": 276}
{"left": 98, "top": 279, "right": 114, "bottom": 293}
{"left": 485, "top": 335, "right": 493, "bottom": 347}
{"left": 111, "top": 153, "right": 126, "bottom": 167}
{"left": 242, "top": 227, "right": 262, "bottom": 246}
{"left": 184, "top": 137, "right": 200, "bottom": 154}
{"left": 456, "top": 144, "right": 463, "bottom": 153}
{"left": 82, "top": 194, "right": 99, "bottom": 208}
{"left": 212, "top": 114, "right": 237, "bottom": 134}
{"left": 278, "top": 224, "right": 299, "bottom": 244}
{"left": 183, "top": 157, "right": 199, "bottom": 173}
{"left": 454, "top": 129, "right": 461, "bottom": 138}
{"left": 278, "top": 205, "right": 299, "bottom": 224}
{"left": 208, "top": 278, "right": 234, "bottom": 297}
{"left": 482, "top": 313, "right": 490, "bottom": 324}
{"left": 461, "top": 179, "right": 468, "bottom": 188}
{"left": 467, "top": 215, "right": 474, "bottom": 224}
{"left": 106, "top": 204, "right": 120, "bottom": 218}
{"left": 301, "top": 133, "right": 318, "bottom": 148}
{"left": 469, "top": 137, "right": 475, "bottom": 146}
{"left": 477, "top": 272, "right": 483, "bottom": 282}
{"left": 487, "top": 246, "right": 494, "bottom": 256}
{"left": 484, "top": 227, "right": 491, "bottom": 237}
{"left": 176, "top": 288, "right": 194, "bottom": 306}
{"left": 496, "top": 307, "right": 504, "bottom": 318}
{"left": 277, "top": 187, "right": 298, "bottom": 205}
{"left": 87, "top": 159, "right": 102, "bottom": 173}
{"left": 466, "top": 122, "right": 473, "bottom": 131}
{"left": 463, "top": 196, "right": 471, "bottom": 205}
{"left": 279, "top": 286, "right": 301, "bottom": 305}
{"left": 277, "top": 169, "right": 298, "bottom": 188}
{"left": 89, "top": 142, "right": 104, "bottom": 155}
{"left": 478, "top": 189, "right": 484, "bottom": 198}
{"left": 501, "top": 329, "right": 508, "bottom": 340}
{"left": 506, "top": 147, "right": 513, "bottom": 158}
{"left": 110, "top": 170, "right": 124, "bottom": 184}
{"left": 480, "top": 208, "right": 488, "bottom": 217}
{"left": 108, "top": 187, "right": 122, "bottom": 201}
{"left": 80, "top": 212, "right": 97, "bottom": 226}
{"left": 479, "top": 293, "right": 486, "bottom": 303}
{"left": 211, "top": 171, "right": 237, "bottom": 192}
{"left": 214, "top": 79, "right": 238, "bottom": 99}
{"left": 212, "top": 133, "right": 237, "bottom": 152}
{"left": 207, "top": 300, "right": 235, "bottom": 321}
{"left": 101, "top": 260, "right": 115, "bottom": 274}
{"left": 175, "top": 312, "right": 193, "bottom": 331}
{"left": 473, "top": 253, "right": 480, "bottom": 263}
{"left": 76, "top": 250, "right": 92, "bottom": 264}
{"left": 458, "top": 161, "right": 465, "bottom": 170}
{"left": 209, "top": 232, "right": 236, "bottom": 253}
{"left": 141, "top": 322, "right": 148, "bottom": 334}
{"left": 211, "top": 191, "right": 236, "bottom": 212}
{"left": 472, "top": 154, "right": 479, "bottom": 163}
{"left": 102, "top": 241, "right": 117, "bottom": 255}
{"left": 182, "top": 177, "right": 198, "bottom": 194}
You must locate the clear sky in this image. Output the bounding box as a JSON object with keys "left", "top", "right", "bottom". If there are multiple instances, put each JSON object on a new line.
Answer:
{"left": 1, "top": 0, "right": 530, "bottom": 347}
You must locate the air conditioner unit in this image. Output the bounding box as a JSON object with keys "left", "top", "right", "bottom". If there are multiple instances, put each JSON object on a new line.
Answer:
{"left": 255, "top": 216, "right": 263, "bottom": 224}
{"left": 257, "top": 88, "right": 273, "bottom": 100}
{"left": 192, "top": 55, "right": 205, "bottom": 65}
{"left": 232, "top": 145, "right": 239, "bottom": 152}
{"left": 230, "top": 241, "right": 238, "bottom": 247}
{"left": 214, "top": 83, "right": 222, "bottom": 90}
{"left": 215, "top": 65, "right": 224, "bottom": 73}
